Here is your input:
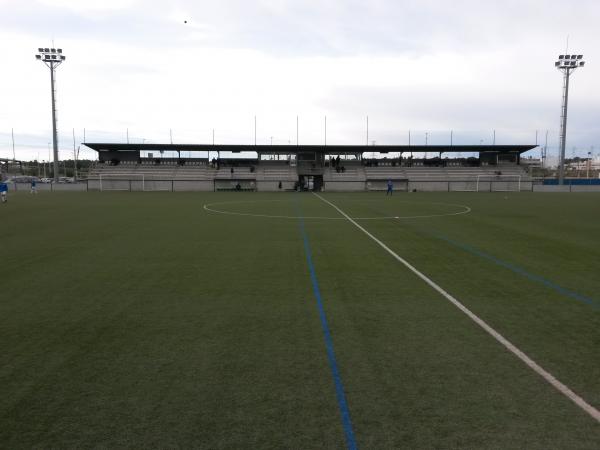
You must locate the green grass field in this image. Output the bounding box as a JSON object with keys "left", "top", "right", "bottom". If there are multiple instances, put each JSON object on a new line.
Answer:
{"left": 1, "top": 191, "right": 599, "bottom": 448}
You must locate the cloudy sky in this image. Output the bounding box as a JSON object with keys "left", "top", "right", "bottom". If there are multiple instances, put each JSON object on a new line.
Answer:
{"left": 1, "top": 0, "right": 599, "bottom": 162}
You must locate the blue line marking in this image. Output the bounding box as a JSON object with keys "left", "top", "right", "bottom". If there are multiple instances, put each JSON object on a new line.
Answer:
{"left": 435, "top": 234, "right": 599, "bottom": 310}
{"left": 298, "top": 216, "right": 358, "bottom": 450}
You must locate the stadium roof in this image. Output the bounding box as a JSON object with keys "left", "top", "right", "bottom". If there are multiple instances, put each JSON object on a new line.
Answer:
{"left": 84, "top": 143, "right": 537, "bottom": 155}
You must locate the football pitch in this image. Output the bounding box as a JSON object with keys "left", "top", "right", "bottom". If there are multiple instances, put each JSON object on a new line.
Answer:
{"left": 1, "top": 191, "right": 599, "bottom": 448}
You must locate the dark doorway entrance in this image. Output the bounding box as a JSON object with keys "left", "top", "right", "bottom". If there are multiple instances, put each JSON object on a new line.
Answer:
{"left": 298, "top": 175, "right": 323, "bottom": 191}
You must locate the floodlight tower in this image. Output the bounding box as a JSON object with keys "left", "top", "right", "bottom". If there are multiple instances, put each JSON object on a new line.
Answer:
{"left": 36, "top": 47, "right": 66, "bottom": 182}
{"left": 555, "top": 53, "right": 585, "bottom": 185}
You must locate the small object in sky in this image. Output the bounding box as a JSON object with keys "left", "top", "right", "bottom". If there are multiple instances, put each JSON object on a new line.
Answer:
{"left": 184, "top": 20, "right": 187, "bottom": 24}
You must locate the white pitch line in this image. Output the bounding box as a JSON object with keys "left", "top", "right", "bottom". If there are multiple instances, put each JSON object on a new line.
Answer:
{"left": 313, "top": 192, "right": 600, "bottom": 424}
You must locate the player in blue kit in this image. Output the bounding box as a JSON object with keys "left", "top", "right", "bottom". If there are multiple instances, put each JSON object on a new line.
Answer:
{"left": 386, "top": 179, "right": 393, "bottom": 196}
{"left": 0, "top": 181, "right": 8, "bottom": 203}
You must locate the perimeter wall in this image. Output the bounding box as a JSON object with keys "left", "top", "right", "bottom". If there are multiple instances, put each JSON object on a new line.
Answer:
{"left": 7, "top": 180, "right": 600, "bottom": 193}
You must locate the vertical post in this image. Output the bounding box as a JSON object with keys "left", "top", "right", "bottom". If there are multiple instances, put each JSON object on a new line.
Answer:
{"left": 170, "top": 128, "right": 173, "bottom": 145}
{"left": 493, "top": 130, "right": 496, "bottom": 145}
{"left": 543, "top": 130, "right": 549, "bottom": 169}
{"left": 558, "top": 69, "right": 570, "bottom": 185}
{"left": 450, "top": 130, "right": 453, "bottom": 146}
{"left": 50, "top": 61, "right": 59, "bottom": 183}
{"left": 408, "top": 129, "right": 411, "bottom": 146}
{"left": 11, "top": 128, "right": 15, "bottom": 160}
{"left": 72, "top": 128, "right": 78, "bottom": 181}
{"left": 212, "top": 129, "right": 215, "bottom": 146}
{"left": 587, "top": 151, "right": 591, "bottom": 179}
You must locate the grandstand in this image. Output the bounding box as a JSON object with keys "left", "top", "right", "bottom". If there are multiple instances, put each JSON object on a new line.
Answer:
{"left": 84, "top": 143, "right": 536, "bottom": 192}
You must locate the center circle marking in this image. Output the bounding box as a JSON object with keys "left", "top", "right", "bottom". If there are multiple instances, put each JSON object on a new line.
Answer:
{"left": 203, "top": 199, "right": 471, "bottom": 220}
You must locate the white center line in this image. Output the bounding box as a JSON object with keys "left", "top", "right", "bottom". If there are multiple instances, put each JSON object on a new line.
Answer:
{"left": 313, "top": 192, "right": 600, "bottom": 424}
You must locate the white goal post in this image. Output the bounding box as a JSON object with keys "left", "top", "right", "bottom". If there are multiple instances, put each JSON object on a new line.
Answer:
{"left": 476, "top": 174, "right": 522, "bottom": 192}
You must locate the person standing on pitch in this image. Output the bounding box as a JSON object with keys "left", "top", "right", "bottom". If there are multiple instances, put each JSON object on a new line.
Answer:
{"left": 0, "top": 181, "right": 8, "bottom": 203}
{"left": 30, "top": 178, "right": 37, "bottom": 194}
{"left": 386, "top": 179, "right": 393, "bottom": 196}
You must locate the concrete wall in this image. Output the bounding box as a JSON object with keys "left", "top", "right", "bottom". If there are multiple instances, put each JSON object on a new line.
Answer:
{"left": 173, "top": 180, "right": 214, "bottom": 191}
{"left": 256, "top": 180, "right": 296, "bottom": 191}
{"left": 409, "top": 181, "right": 449, "bottom": 192}
{"left": 323, "top": 181, "right": 365, "bottom": 191}
{"left": 12, "top": 179, "right": 594, "bottom": 193}
{"left": 215, "top": 179, "right": 256, "bottom": 190}
{"left": 533, "top": 185, "right": 572, "bottom": 192}
{"left": 12, "top": 182, "right": 87, "bottom": 192}
{"left": 366, "top": 180, "right": 409, "bottom": 191}
{"left": 51, "top": 183, "right": 87, "bottom": 191}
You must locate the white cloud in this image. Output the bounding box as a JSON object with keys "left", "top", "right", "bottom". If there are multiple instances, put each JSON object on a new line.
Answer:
{"left": 37, "top": 0, "right": 138, "bottom": 14}
{"left": 0, "top": 0, "right": 599, "bottom": 161}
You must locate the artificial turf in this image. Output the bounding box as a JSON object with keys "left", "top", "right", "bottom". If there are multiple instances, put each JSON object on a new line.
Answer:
{"left": 1, "top": 191, "right": 599, "bottom": 448}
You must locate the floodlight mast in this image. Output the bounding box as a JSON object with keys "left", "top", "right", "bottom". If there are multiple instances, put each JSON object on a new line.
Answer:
{"left": 36, "top": 47, "right": 66, "bottom": 182}
{"left": 555, "top": 54, "right": 585, "bottom": 185}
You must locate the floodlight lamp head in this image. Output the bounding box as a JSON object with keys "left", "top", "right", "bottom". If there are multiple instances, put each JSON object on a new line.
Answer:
{"left": 36, "top": 46, "right": 66, "bottom": 65}
{"left": 555, "top": 52, "right": 585, "bottom": 70}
